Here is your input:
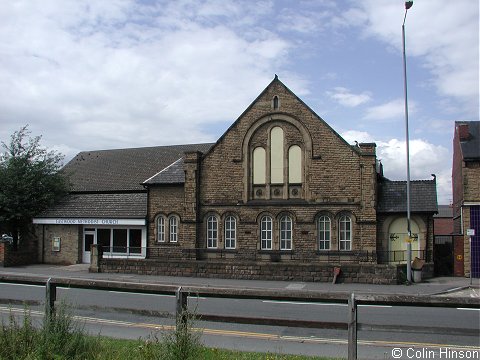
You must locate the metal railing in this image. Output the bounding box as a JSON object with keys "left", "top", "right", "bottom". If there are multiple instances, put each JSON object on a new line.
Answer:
{"left": 101, "top": 246, "right": 431, "bottom": 264}
{"left": 0, "top": 274, "right": 478, "bottom": 360}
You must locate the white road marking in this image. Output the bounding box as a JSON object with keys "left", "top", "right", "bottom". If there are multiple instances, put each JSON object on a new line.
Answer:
{"left": 262, "top": 300, "right": 347, "bottom": 306}
{"left": 0, "top": 283, "right": 44, "bottom": 288}
{"left": 457, "top": 308, "right": 480, "bottom": 311}
{"left": 1, "top": 305, "right": 478, "bottom": 352}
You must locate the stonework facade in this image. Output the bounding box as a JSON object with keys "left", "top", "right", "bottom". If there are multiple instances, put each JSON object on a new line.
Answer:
{"left": 30, "top": 77, "right": 438, "bottom": 283}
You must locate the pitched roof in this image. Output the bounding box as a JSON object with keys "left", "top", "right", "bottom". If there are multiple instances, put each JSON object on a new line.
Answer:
{"left": 143, "top": 158, "right": 186, "bottom": 185}
{"left": 456, "top": 121, "right": 480, "bottom": 160}
{"left": 38, "top": 193, "right": 147, "bottom": 218}
{"left": 63, "top": 143, "right": 213, "bottom": 192}
{"left": 377, "top": 179, "right": 438, "bottom": 213}
{"left": 434, "top": 205, "right": 453, "bottom": 218}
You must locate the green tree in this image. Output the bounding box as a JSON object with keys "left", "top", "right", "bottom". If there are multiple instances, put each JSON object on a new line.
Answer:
{"left": 0, "top": 126, "right": 70, "bottom": 249}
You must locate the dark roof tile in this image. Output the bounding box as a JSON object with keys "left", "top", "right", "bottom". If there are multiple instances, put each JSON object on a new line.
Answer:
{"left": 377, "top": 179, "right": 438, "bottom": 213}
{"left": 38, "top": 193, "right": 147, "bottom": 218}
{"left": 63, "top": 143, "right": 213, "bottom": 192}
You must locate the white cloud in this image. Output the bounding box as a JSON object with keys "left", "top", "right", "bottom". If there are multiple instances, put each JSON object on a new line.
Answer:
{"left": 377, "top": 138, "right": 450, "bottom": 204}
{"left": 349, "top": 0, "right": 479, "bottom": 117}
{"left": 364, "top": 99, "right": 414, "bottom": 121}
{"left": 327, "top": 87, "right": 371, "bottom": 107}
{"left": 0, "top": 0, "right": 295, "bottom": 158}
{"left": 341, "top": 130, "right": 451, "bottom": 204}
{"left": 341, "top": 130, "right": 374, "bottom": 144}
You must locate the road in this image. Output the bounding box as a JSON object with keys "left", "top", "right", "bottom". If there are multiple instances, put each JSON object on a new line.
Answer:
{"left": 0, "top": 283, "right": 479, "bottom": 359}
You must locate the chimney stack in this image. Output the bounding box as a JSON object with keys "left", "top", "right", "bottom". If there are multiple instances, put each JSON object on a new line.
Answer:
{"left": 457, "top": 123, "right": 470, "bottom": 141}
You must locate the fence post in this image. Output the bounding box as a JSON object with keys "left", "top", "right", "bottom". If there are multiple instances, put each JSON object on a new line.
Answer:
{"left": 176, "top": 286, "right": 188, "bottom": 327}
{"left": 45, "top": 277, "right": 56, "bottom": 319}
{"left": 348, "top": 292, "right": 357, "bottom": 360}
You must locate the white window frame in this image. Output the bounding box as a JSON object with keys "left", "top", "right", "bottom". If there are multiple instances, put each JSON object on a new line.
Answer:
{"left": 339, "top": 215, "right": 352, "bottom": 251}
{"left": 261, "top": 216, "right": 273, "bottom": 250}
{"left": 207, "top": 216, "right": 218, "bottom": 248}
{"left": 169, "top": 216, "right": 178, "bottom": 243}
{"left": 157, "top": 215, "right": 165, "bottom": 242}
{"left": 318, "top": 216, "right": 331, "bottom": 250}
{"left": 280, "top": 215, "right": 292, "bottom": 250}
{"left": 224, "top": 216, "right": 236, "bottom": 249}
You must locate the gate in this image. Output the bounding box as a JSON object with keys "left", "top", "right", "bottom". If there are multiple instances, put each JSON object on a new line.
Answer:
{"left": 433, "top": 235, "right": 453, "bottom": 276}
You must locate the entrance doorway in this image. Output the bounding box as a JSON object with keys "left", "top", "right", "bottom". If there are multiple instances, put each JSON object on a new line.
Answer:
{"left": 433, "top": 235, "right": 453, "bottom": 276}
{"left": 388, "top": 217, "right": 420, "bottom": 262}
{"left": 83, "top": 229, "right": 96, "bottom": 264}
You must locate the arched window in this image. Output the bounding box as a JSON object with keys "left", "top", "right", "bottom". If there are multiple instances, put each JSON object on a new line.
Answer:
{"left": 253, "top": 147, "right": 266, "bottom": 184}
{"left": 224, "top": 216, "right": 236, "bottom": 249}
{"left": 157, "top": 215, "right": 165, "bottom": 242}
{"left": 279, "top": 216, "right": 292, "bottom": 250}
{"left": 273, "top": 96, "right": 279, "bottom": 110}
{"left": 169, "top": 216, "right": 178, "bottom": 243}
{"left": 207, "top": 216, "right": 218, "bottom": 248}
{"left": 288, "top": 145, "right": 302, "bottom": 184}
{"left": 260, "top": 216, "right": 273, "bottom": 250}
{"left": 318, "top": 216, "right": 331, "bottom": 250}
{"left": 339, "top": 215, "right": 352, "bottom": 251}
{"left": 270, "top": 127, "right": 284, "bottom": 184}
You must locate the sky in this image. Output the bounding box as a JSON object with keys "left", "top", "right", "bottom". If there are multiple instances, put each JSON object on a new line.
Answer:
{"left": 0, "top": 0, "right": 478, "bottom": 205}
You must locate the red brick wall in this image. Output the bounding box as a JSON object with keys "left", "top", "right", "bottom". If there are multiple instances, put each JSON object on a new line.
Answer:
{"left": 434, "top": 218, "right": 454, "bottom": 235}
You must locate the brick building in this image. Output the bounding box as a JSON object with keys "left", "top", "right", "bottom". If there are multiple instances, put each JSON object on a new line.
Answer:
{"left": 31, "top": 77, "right": 438, "bottom": 283}
{"left": 452, "top": 121, "right": 480, "bottom": 278}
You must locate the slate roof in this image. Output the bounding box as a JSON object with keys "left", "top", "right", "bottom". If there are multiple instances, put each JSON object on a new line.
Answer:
{"left": 63, "top": 143, "right": 213, "bottom": 192}
{"left": 377, "top": 179, "right": 438, "bottom": 213}
{"left": 434, "top": 205, "right": 453, "bottom": 218}
{"left": 456, "top": 121, "right": 480, "bottom": 161}
{"left": 143, "top": 158, "right": 186, "bottom": 185}
{"left": 38, "top": 193, "right": 147, "bottom": 218}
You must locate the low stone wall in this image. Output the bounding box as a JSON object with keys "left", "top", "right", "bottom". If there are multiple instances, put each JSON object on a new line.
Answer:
{"left": 98, "top": 258, "right": 403, "bottom": 284}
{"left": 0, "top": 243, "right": 37, "bottom": 267}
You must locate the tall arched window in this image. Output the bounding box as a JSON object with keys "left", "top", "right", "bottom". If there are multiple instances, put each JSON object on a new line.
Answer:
{"left": 318, "top": 216, "right": 331, "bottom": 250}
{"left": 169, "top": 216, "right": 178, "bottom": 243}
{"left": 270, "top": 127, "right": 284, "bottom": 184}
{"left": 224, "top": 216, "right": 236, "bottom": 249}
{"left": 253, "top": 147, "right": 266, "bottom": 184}
{"left": 260, "top": 216, "right": 273, "bottom": 250}
{"left": 157, "top": 215, "right": 165, "bottom": 242}
{"left": 280, "top": 216, "right": 292, "bottom": 250}
{"left": 207, "top": 216, "right": 218, "bottom": 248}
{"left": 339, "top": 215, "right": 352, "bottom": 251}
{"left": 288, "top": 145, "right": 302, "bottom": 183}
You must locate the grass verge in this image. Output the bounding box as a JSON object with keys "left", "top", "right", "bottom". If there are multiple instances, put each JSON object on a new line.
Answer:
{"left": 0, "top": 305, "right": 342, "bottom": 360}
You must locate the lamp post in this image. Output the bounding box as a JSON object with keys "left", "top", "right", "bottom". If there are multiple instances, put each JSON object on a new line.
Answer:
{"left": 403, "top": 1, "right": 413, "bottom": 283}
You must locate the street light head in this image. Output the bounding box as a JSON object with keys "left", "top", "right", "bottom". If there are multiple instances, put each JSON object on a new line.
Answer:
{"left": 405, "top": 1, "right": 413, "bottom": 10}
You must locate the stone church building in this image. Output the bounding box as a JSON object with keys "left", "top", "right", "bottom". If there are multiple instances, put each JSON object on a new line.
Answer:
{"left": 31, "top": 77, "right": 437, "bottom": 283}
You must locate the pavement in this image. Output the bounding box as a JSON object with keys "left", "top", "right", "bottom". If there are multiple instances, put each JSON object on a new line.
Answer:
{"left": 1, "top": 263, "right": 479, "bottom": 297}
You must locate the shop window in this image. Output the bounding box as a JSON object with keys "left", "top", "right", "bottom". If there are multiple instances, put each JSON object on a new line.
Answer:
{"left": 97, "top": 229, "right": 111, "bottom": 252}
{"left": 129, "top": 229, "right": 142, "bottom": 254}
{"left": 339, "top": 215, "right": 352, "bottom": 251}
{"left": 253, "top": 147, "right": 266, "bottom": 184}
{"left": 318, "top": 216, "right": 331, "bottom": 250}
{"left": 113, "top": 229, "right": 127, "bottom": 253}
{"left": 224, "top": 216, "right": 236, "bottom": 249}
{"left": 169, "top": 216, "right": 178, "bottom": 243}
{"left": 270, "top": 127, "right": 284, "bottom": 183}
{"left": 280, "top": 216, "right": 292, "bottom": 250}
{"left": 207, "top": 216, "right": 218, "bottom": 248}
{"left": 261, "top": 216, "right": 273, "bottom": 250}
